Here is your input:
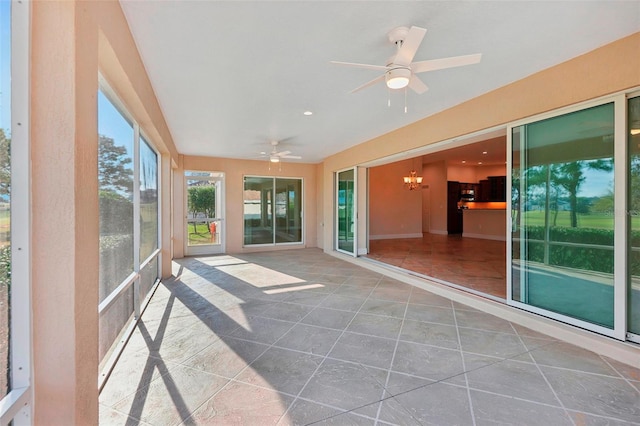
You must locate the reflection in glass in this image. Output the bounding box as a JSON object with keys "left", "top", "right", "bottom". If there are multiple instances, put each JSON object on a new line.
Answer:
{"left": 628, "top": 96, "right": 640, "bottom": 335}
{"left": 512, "top": 103, "right": 615, "bottom": 328}
{"left": 0, "top": 0, "right": 10, "bottom": 400}
{"left": 275, "top": 178, "right": 302, "bottom": 243}
{"left": 337, "top": 169, "right": 355, "bottom": 254}
{"left": 244, "top": 177, "right": 303, "bottom": 245}
{"left": 98, "top": 286, "right": 134, "bottom": 364}
{"left": 140, "top": 138, "right": 158, "bottom": 262}
{"left": 98, "top": 90, "right": 134, "bottom": 302}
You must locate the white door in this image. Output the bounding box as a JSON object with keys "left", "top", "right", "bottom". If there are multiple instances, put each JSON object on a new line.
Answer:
{"left": 185, "top": 171, "right": 225, "bottom": 255}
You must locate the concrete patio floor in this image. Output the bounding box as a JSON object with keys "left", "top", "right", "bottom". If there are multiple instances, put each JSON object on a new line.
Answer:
{"left": 99, "top": 249, "right": 640, "bottom": 425}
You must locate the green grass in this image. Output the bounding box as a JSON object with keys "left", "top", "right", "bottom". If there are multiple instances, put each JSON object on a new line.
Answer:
{"left": 519, "top": 211, "right": 627, "bottom": 229}
{"left": 188, "top": 222, "right": 215, "bottom": 245}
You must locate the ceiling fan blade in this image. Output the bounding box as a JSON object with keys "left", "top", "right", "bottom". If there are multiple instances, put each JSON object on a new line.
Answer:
{"left": 394, "top": 26, "right": 427, "bottom": 66}
{"left": 276, "top": 150, "right": 292, "bottom": 157}
{"left": 330, "top": 61, "right": 389, "bottom": 71}
{"left": 408, "top": 75, "right": 428, "bottom": 94}
{"left": 349, "top": 74, "right": 385, "bottom": 94}
{"left": 281, "top": 155, "right": 302, "bottom": 160}
{"left": 411, "top": 53, "right": 482, "bottom": 74}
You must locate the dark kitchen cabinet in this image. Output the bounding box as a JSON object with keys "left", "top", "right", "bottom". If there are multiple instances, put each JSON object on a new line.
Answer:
{"left": 477, "top": 176, "right": 506, "bottom": 201}
{"left": 447, "top": 181, "right": 462, "bottom": 234}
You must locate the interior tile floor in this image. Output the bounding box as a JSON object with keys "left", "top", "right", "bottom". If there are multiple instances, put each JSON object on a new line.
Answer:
{"left": 366, "top": 234, "right": 507, "bottom": 299}
{"left": 99, "top": 248, "right": 640, "bottom": 425}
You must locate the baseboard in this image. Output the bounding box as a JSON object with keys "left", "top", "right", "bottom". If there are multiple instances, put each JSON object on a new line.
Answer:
{"left": 369, "top": 233, "right": 423, "bottom": 240}
{"left": 357, "top": 247, "right": 368, "bottom": 255}
{"left": 462, "top": 232, "right": 506, "bottom": 241}
{"left": 429, "top": 230, "right": 448, "bottom": 235}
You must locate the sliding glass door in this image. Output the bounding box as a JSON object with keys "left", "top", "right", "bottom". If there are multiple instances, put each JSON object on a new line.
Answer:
{"left": 628, "top": 95, "right": 640, "bottom": 339}
{"left": 510, "top": 100, "right": 620, "bottom": 335}
{"left": 336, "top": 168, "right": 357, "bottom": 256}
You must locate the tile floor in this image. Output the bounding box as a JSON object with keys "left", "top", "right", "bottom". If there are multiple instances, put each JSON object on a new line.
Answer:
{"left": 99, "top": 249, "right": 640, "bottom": 425}
{"left": 366, "top": 234, "right": 506, "bottom": 299}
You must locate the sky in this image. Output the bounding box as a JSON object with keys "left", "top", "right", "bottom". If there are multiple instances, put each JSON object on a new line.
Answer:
{"left": 0, "top": 1, "right": 10, "bottom": 134}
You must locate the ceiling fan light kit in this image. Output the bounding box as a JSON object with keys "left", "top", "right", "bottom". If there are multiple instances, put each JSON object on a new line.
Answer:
{"left": 385, "top": 67, "right": 411, "bottom": 89}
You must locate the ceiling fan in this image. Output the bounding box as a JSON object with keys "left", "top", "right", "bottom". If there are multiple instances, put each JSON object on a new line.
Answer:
{"left": 261, "top": 140, "right": 301, "bottom": 163}
{"left": 331, "top": 25, "right": 482, "bottom": 94}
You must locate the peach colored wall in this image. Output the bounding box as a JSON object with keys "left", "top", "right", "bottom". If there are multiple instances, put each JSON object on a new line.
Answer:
{"left": 180, "top": 156, "right": 318, "bottom": 254}
{"left": 315, "top": 163, "right": 324, "bottom": 249}
{"left": 321, "top": 33, "right": 640, "bottom": 251}
{"left": 447, "top": 165, "right": 477, "bottom": 183}
{"left": 476, "top": 165, "right": 507, "bottom": 181}
{"left": 30, "top": 1, "right": 180, "bottom": 423}
{"left": 31, "top": 3, "right": 99, "bottom": 423}
{"left": 423, "top": 161, "right": 448, "bottom": 234}
{"left": 369, "top": 160, "right": 423, "bottom": 238}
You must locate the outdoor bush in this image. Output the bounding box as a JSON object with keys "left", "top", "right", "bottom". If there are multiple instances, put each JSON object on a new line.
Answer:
{"left": 520, "top": 225, "right": 640, "bottom": 274}
{"left": 0, "top": 245, "right": 9, "bottom": 288}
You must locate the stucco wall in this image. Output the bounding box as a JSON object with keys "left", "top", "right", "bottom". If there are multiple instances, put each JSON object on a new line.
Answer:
{"left": 30, "top": 1, "right": 180, "bottom": 423}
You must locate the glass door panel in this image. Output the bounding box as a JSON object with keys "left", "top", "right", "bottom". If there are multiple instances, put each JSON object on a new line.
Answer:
{"left": 275, "top": 178, "right": 302, "bottom": 243}
{"left": 511, "top": 102, "right": 615, "bottom": 329}
{"left": 628, "top": 95, "right": 640, "bottom": 336}
{"left": 244, "top": 176, "right": 273, "bottom": 245}
{"left": 337, "top": 168, "right": 356, "bottom": 255}
{"left": 185, "top": 171, "right": 224, "bottom": 255}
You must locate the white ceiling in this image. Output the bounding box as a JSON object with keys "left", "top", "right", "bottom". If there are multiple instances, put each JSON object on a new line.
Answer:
{"left": 120, "top": 1, "right": 640, "bottom": 164}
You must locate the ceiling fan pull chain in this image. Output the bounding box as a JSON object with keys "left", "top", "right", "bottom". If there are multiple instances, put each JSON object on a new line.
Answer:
{"left": 404, "top": 87, "right": 408, "bottom": 114}
{"left": 387, "top": 86, "right": 391, "bottom": 108}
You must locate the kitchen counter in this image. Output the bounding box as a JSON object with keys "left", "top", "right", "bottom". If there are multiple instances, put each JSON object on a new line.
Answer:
{"left": 461, "top": 207, "right": 507, "bottom": 241}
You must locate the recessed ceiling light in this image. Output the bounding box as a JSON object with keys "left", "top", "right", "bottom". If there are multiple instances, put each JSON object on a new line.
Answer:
{"left": 482, "top": 151, "right": 488, "bottom": 155}
{"left": 478, "top": 161, "right": 483, "bottom": 165}
{"left": 303, "top": 111, "right": 313, "bottom": 116}
{"left": 461, "top": 160, "right": 466, "bottom": 164}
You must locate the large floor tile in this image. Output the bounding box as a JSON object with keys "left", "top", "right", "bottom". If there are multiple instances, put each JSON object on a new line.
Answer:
{"left": 458, "top": 327, "right": 529, "bottom": 359}
{"left": 541, "top": 366, "right": 640, "bottom": 423}
{"left": 299, "top": 359, "right": 387, "bottom": 415}
{"left": 301, "top": 307, "right": 356, "bottom": 330}
{"left": 391, "top": 341, "right": 464, "bottom": 381}
{"left": 379, "top": 382, "right": 473, "bottom": 425}
{"left": 359, "top": 299, "right": 407, "bottom": 319}
{"left": 279, "top": 399, "right": 375, "bottom": 425}
{"left": 258, "top": 302, "right": 314, "bottom": 323}
{"left": 471, "top": 390, "right": 572, "bottom": 426}
{"left": 184, "top": 381, "right": 294, "bottom": 425}
{"left": 328, "top": 332, "right": 396, "bottom": 370}
{"left": 527, "top": 342, "right": 621, "bottom": 376}
{"left": 112, "top": 364, "right": 229, "bottom": 426}
{"left": 274, "top": 323, "right": 342, "bottom": 356}
{"left": 319, "top": 294, "right": 367, "bottom": 312}
{"left": 399, "top": 319, "right": 459, "bottom": 350}
{"left": 236, "top": 347, "right": 324, "bottom": 395}
{"left": 405, "top": 304, "right": 455, "bottom": 325}
{"left": 465, "top": 357, "right": 560, "bottom": 405}
{"left": 228, "top": 316, "right": 295, "bottom": 344}
{"left": 346, "top": 312, "right": 403, "bottom": 340}
{"left": 181, "top": 336, "right": 269, "bottom": 379}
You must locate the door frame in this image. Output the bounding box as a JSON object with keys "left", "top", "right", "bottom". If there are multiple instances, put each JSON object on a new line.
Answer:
{"left": 184, "top": 171, "right": 225, "bottom": 256}
{"left": 335, "top": 167, "right": 357, "bottom": 257}
{"left": 506, "top": 93, "right": 627, "bottom": 340}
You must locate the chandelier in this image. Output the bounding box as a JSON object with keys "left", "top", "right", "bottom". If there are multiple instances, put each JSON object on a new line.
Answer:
{"left": 403, "top": 170, "right": 423, "bottom": 190}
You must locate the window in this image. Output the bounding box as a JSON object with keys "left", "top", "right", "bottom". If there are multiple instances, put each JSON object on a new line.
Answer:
{"left": 97, "top": 86, "right": 160, "bottom": 373}
{"left": 244, "top": 177, "right": 302, "bottom": 245}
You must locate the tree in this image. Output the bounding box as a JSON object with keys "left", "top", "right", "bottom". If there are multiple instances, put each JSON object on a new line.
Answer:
{"left": 98, "top": 135, "right": 133, "bottom": 195}
{"left": 0, "top": 129, "right": 9, "bottom": 199}
{"left": 187, "top": 185, "right": 216, "bottom": 233}
{"left": 551, "top": 159, "right": 612, "bottom": 227}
